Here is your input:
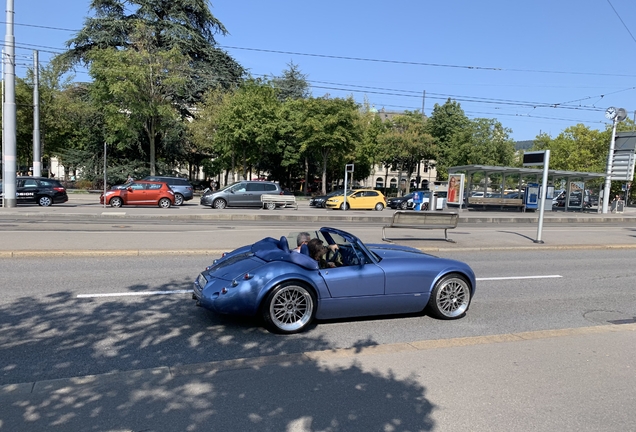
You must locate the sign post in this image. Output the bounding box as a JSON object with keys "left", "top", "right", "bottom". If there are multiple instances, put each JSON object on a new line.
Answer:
{"left": 343, "top": 164, "right": 354, "bottom": 211}
{"left": 523, "top": 150, "right": 550, "bottom": 243}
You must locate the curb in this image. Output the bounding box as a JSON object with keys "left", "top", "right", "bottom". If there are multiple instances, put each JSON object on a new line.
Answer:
{"left": 1, "top": 210, "right": 636, "bottom": 224}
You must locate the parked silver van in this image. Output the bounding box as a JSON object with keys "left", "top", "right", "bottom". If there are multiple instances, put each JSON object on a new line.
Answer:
{"left": 200, "top": 181, "right": 282, "bottom": 209}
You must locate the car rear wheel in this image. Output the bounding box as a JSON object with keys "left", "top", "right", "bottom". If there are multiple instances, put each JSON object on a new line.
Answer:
{"left": 38, "top": 196, "right": 52, "bottom": 207}
{"left": 158, "top": 198, "right": 171, "bottom": 208}
{"left": 213, "top": 198, "right": 227, "bottom": 209}
{"left": 340, "top": 202, "right": 350, "bottom": 210}
{"left": 110, "top": 197, "right": 123, "bottom": 208}
{"left": 174, "top": 193, "right": 184, "bottom": 206}
{"left": 262, "top": 282, "right": 316, "bottom": 334}
{"left": 265, "top": 202, "right": 276, "bottom": 210}
{"left": 427, "top": 273, "right": 471, "bottom": 319}
{"left": 374, "top": 203, "right": 384, "bottom": 211}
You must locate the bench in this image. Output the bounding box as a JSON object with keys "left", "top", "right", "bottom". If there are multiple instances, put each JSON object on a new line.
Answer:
{"left": 468, "top": 197, "right": 524, "bottom": 211}
{"left": 382, "top": 211, "right": 459, "bottom": 243}
{"left": 261, "top": 194, "right": 298, "bottom": 210}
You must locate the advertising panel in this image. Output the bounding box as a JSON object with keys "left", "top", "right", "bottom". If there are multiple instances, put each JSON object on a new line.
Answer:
{"left": 447, "top": 174, "right": 464, "bottom": 207}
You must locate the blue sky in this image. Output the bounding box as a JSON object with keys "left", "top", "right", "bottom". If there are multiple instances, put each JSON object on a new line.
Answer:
{"left": 5, "top": 0, "right": 636, "bottom": 141}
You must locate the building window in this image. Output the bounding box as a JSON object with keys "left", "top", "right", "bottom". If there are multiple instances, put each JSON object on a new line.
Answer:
{"left": 375, "top": 177, "right": 384, "bottom": 188}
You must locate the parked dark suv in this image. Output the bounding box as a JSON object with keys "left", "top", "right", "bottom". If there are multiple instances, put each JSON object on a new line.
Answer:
{"left": 142, "top": 176, "right": 194, "bottom": 206}
{"left": 200, "top": 181, "right": 282, "bottom": 209}
{"left": 0, "top": 176, "right": 68, "bottom": 206}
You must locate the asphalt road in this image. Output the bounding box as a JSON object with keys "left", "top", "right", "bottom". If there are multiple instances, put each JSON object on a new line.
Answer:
{"left": 1, "top": 208, "right": 635, "bottom": 431}
{"left": 1, "top": 248, "right": 635, "bottom": 386}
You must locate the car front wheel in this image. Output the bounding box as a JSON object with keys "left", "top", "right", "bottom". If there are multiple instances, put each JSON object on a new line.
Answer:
{"left": 38, "top": 196, "right": 52, "bottom": 207}
{"left": 427, "top": 273, "right": 471, "bottom": 319}
{"left": 158, "top": 198, "right": 171, "bottom": 208}
{"left": 213, "top": 198, "right": 227, "bottom": 209}
{"left": 262, "top": 283, "right": 316, "bottom": 334}
{"left": 110, "top": 197, "right": 123, "bottom": 208}
{"left": 174, "top": 193, "right": 184, "bottom": 206}
{"left": 400, "top": 201, "right": 407, "bottom": 210}
{"left": 340, "top": 202, "right": 350, "bottom": 210}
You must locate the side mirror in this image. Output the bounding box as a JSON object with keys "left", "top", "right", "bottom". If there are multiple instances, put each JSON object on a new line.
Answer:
{"left": 127, "top": 187, "right": 133, "bottom": 192}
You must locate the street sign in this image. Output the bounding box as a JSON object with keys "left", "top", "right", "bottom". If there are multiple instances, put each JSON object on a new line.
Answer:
{"left": 610, "top": 150, "right": 635, "bottom": 181}
{"left": 523, "top": 151, "right": 546, "bottom": 166}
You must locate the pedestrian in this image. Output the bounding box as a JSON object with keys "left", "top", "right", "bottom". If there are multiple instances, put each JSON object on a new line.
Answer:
{"left": 127, "top": 174, "right": 134, "bottom": 183}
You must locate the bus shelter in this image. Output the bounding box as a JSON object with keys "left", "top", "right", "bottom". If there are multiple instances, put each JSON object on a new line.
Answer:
{"left": 448, "top": 165, "right": 605, "bottom": 212}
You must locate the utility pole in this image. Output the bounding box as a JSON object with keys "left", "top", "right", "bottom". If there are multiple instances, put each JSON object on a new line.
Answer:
{"left": 33, "top": 50, "right": 41, "bottom": 177}
{"left": 421, "top": 90, "right": 425, "bottom": 117}
{"left": 2, "top": 0, "right": 17, "bottom": 207}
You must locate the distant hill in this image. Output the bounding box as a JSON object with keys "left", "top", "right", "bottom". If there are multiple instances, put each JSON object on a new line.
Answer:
{"left": 515, "top": 140, "right": 534, "bottom": 151}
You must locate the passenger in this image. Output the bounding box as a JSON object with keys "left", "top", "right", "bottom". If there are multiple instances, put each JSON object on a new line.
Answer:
{"left": 292, "top": 232, "right": 311, "bottom": 253}
{"left": 307, "top": 238, "right": 340, "bottom": 268}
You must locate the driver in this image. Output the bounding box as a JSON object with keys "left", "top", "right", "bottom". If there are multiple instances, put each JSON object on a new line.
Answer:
{"left": 307, "top": 238, "right": 341, "bottom": 268}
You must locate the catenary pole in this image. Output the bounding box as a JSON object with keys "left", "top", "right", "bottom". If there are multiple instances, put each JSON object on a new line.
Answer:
{"left": 3, "top": 0, "right": 16, "bottom": 207}
{"left": 33, "top": 50, "right": 41, "bottom": 177}
{"left": 602, "top": 117, "right": 618, "bottom": 214}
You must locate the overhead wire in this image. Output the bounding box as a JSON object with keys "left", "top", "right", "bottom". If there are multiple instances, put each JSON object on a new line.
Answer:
{"left": 1, "top": 19, "right": 632, "bottom": 129}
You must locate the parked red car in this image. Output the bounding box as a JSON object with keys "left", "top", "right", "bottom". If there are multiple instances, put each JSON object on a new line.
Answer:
{"left": 100, "top": 181, "right": 174, "bottom": 208}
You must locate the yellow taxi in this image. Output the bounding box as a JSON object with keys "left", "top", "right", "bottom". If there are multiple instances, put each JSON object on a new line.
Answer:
{"left": 325, "top": 189, "right": 386, "bottom": 211}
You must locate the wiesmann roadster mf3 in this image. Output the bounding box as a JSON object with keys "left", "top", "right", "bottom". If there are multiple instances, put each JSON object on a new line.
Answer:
{"left": 192, "top": 227, "right": 476, "bottom": 334}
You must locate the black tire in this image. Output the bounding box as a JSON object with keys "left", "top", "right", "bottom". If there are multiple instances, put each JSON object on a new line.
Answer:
{"left": 38, "top": 196, "right": 52, "bottom": 207}
{"left": 374, "top": 202, "right": 384, "bottom": 211}
{"left": 110, "top": 197, "right": 123, "bottom": 208}
{"left": 262, "top": 282, "right": 316, "bottom": 334}
{"left": 422, "top": 202, "right": 429, "bottom": 211}
{"left": 400, "top": 201, "right": 408, "bottom": 210}
{"left": 427, "top": 273, "right": 471, "bottom": 319}
{"left": 265, "top": 202, "right": 276, "bottom": 210}
{"left": 213, "top": 198, "right": 227, "bottom": 209}
{"left": 158, "top": 198, "right": 171, "bottom": 208}
{"left": 174, "top": 193, "right": 184, "bottom": 206}
{"left": 340, "top": 202, "right": 350, "bottom": 210}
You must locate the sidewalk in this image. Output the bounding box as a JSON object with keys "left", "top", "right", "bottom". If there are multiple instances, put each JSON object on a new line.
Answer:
{"left": 1, "top": 193, "right": 635, "bottom": 255}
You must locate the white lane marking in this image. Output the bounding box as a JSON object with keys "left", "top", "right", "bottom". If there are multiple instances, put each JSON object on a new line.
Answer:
{"left": 77, "top": 289, "right": 192, "bottom": 298}
{"left": 477, "top": 275, "right": 562, "bottom": 281}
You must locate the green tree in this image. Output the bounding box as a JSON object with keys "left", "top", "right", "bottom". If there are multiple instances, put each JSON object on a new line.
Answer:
{"left": 87, "top": 25, "right": 190, "bottom": 175}
{"left": 377, "top": 111, "right": 435, "bottom": 194}
{"left": 294, "top": 97, "right": 362, "bottom": 195}
{"left": 426, "top": 99, "right": 470, "bottom": 179}
{"left": 65, "top": 0, "right": 244, "bottom": 105}
{"left": 187, "top": 86, "right": 230, "bottom": 176}
{"left": 270, "top": 62, "right": 310, "bottom": 102}
{"left": 354, "top": 103, "right": 387, "bottom": 185}
{"left": 214, "top": 79, "right": 281, "bottom": 180}
{"left": 532, "top": 124, "right": 609, "bottom": 172}
{"left": 447, "top": 118, "right": 516, "bottom": 168}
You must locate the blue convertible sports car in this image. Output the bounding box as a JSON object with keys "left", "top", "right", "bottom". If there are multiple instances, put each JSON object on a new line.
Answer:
{"left": 192, "top": 227, "right": 476, "bottom": 334}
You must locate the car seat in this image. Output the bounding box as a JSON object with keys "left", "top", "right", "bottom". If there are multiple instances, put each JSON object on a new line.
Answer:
{"left": 299, "top": 243, "right": 309, "bottom": 256}
{"left": 278, "top": 236, "right": 290, "bottom": 253}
